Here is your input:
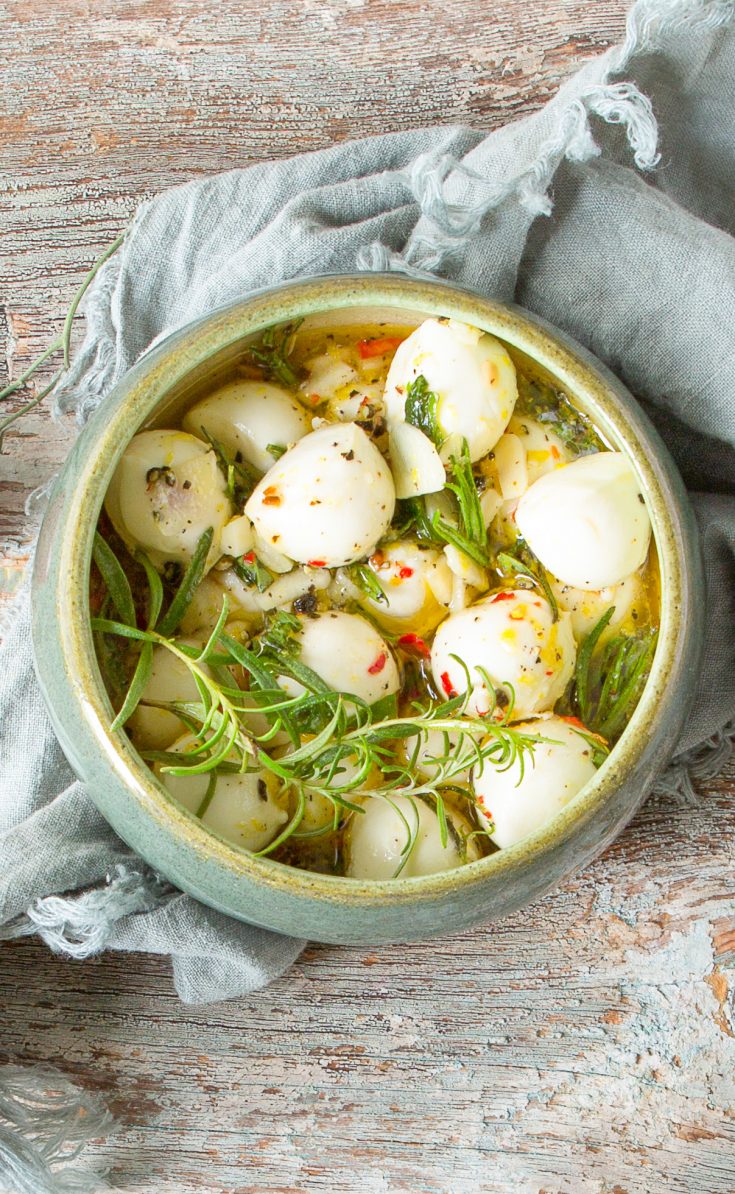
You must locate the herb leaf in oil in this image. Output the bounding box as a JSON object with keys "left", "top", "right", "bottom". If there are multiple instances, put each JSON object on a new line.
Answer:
{"left": 573, "top": 606, "right": 657, "bottom": 742}
{"left": 247, "top": 321, "right": 304, "bottom": 389}
{"left": 404, "top": 374, "right": 442, "bottom": 446}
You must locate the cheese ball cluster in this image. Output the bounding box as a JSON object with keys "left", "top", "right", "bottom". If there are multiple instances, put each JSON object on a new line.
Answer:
{"left": 100, "top": 314, "right": 656, "bottom": 876}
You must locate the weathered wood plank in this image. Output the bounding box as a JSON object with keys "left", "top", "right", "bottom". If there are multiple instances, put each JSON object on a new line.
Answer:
{"left": 2, "top": 774, "right": 734, "bottom": 1192}
{"left": 4, "top": 2, "right": 735, "bottom": 1191}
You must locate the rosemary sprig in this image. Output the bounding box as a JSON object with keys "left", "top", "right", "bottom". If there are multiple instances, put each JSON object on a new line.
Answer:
{"left": 0, "top": 233, "right": 125, "bottom": 449}
{"left": 497, "top": 537, "right": 559, "bottom": 621}
{"left": 396, "top": 439, "right": 491, "bottom": 567}
{"left": 91, "top": 533, "right": 543, "bottom": 872}
{"left": 573, "top": 606, "right": 657, "bottom": 741}
{"left": 247, "top": 321, "right": 304, "bottom": 389}
{"left": 157, "top": 528, "right": 213, "bottom": 637}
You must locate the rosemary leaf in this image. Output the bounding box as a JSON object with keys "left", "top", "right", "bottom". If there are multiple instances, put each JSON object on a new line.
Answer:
{"left": 157, "top": 527, "right": 213, "bottom": 637}
{"left": 93, "top": 533, "right": 136, "bottom": 627}
{"left": 111, "top": 641, "right": 153, "bottom": 731}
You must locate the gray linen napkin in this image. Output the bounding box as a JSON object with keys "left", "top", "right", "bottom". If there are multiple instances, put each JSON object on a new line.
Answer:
{"left": 2, "top": 0, "right": 735, "bottom": 1012}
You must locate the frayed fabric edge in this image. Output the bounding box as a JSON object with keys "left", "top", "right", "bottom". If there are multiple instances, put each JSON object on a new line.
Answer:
{"left": 1, "top": 865, "right": 172, "bottom": 960}
{"left": 0, "top": 1063, "right": 114, "bottom": 1194}
{"left": 360, "top": 0, "right": 734, "bottom": 274}
{"left": 654, "top": 721, "right": 735, "bottom": 803}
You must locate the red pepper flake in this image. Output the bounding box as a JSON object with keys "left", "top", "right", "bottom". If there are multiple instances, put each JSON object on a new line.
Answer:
{"left": 491, "top": 591, "right": 515, "bottom": 604}
{"left": 308, "top": 559, "right": 327, "bottom": 568}
{"left": 368, "top": 652, "right": 388, "bottom": 675}
{"left": 398, "top": 566, "right": 414, "bottom": 579}
{"left": 561, "top": 715, "right": 586, "bottom": 729}
{"left": 262, "top": 485, "right": 281, "bottom": 507}
{"left": 551, "top": 445, "right": 561, "bottom": 460}
{"left": 440, "top": 671, "right": 457, "bottom": 698}
{"left": 242, "top": 551, "right": 255, "bottom": 563}
{"left": 398, "top": 632, "right": 430, "bottom": 659}
{"left": 545, "top": 670, "right": 554, "bottom": 676}
{"left": 356, "top": 336, "right": 404, "bottom": 360}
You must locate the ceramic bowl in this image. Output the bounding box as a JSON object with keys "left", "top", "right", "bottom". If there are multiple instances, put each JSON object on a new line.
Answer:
{"left": 31, "top": 275, "right": 704, "bottom": 945}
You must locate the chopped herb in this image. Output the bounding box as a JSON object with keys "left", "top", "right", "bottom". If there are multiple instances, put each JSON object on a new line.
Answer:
{"left": 517, "top": 373, "right": 604, "bottom": 456}
{"left": 267, "top": 443, "right": 287, "bottom": 460}
{"left": 199, "top": 426, "right": 259, "bottom": 507}
{"left": 247, "top": 321, "right": 303, "bottom": 388}
{"left": 233, "top": 555, "right": 273, "bottom": 593}
{"left": 404, "top": 374, "right": 442, "bottom": 446}
{"left": 497, "top": 538, "right": 559, "bottom": 621}
{"left": 349, "top": 562, "right": 388, "bottom": 605}
{"left": 255, "top": 609, "right": 303, "bottom": 657}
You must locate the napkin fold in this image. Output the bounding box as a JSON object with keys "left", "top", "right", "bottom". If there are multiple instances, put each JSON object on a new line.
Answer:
{"left": 2, "top": 0, "right": 734, "bottom": 1013}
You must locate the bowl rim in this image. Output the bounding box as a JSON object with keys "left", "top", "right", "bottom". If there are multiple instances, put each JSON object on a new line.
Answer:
{"left": 34, "top": 272, "right": 698, "bottom": 909}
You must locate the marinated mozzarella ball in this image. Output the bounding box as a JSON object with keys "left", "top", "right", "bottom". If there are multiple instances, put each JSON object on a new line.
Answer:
{"left": 506, "top": 415, "right": 569, "bottom": 485}
{"left": 550, "top": 571, "right": 649, "bottom": 640}
{"left": 159, "top": 738, "right": 288, "bottom": 852}
{"left": 127, "top": 640, "right": 210, "bottom": 751}
{"left": 473, "top": 716, "right": 599, "bottom": 848}
{"left": 515, "top": 451, "right": 652, "bottom": 590}
{"left": 183, "top": 380, "right": 310, "bottom": 474}
{"left": 105, "top": 430, "right": 232, "bottom": 569}
{"left": 361, "top": 541, "right": 453, "bottom": 632}
{"left": 245, "top": 423, "right": 395, "bottom": 568}
{"left": 383, "top": 318, "right": 517, "bottom": 463}
{"left": 430, "top": 589, "right": 576, "bottom": 719}
{"left": 279, "top": 611, "right": 400, "bottom": 705}
{"left": 345, "top": 795, "right": 478, "bottom": 879}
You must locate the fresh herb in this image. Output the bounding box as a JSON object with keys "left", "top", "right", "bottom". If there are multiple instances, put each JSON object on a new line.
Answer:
{"left": 349, "top": 561, "right": 388, "bottom": 606}
{"left": 254, "top": 609, "right": 302, "bottom": 657}
{"left": 247, "top": 321, "right": 303, "bottom": 388}
{"left": 266, "top": 443, "right": 287, "bottom": 460}
{"left": 497, "top": 538, "right": 559, "bottom": 621}
{"left": 92, "top": 535, "right": 542, "bottom": 875}
{"left": 232, "top": 555, "right": 273, "bottom": 593}
{"left": 392, "top": 441, "right": 490, "bottom": 567}
{"left": 157, "top": 529, "right": 214, "bottom": 637}
{"left": 199, "top": 428, "right": 259, "bottom": 507}
{"left": 405, "top": 374, "right": 442, "bottom": 446}
{"left": 517, "top": 374, "right": 604, "bottom": 456}
{"left": 0, "top": 233, "right": 126, "bottom": 449}
{"left": 573, "top": 607, "right": 657, "bottom": 741}
{"left": 93, "top": 533, "right": 137, "bottom": 628}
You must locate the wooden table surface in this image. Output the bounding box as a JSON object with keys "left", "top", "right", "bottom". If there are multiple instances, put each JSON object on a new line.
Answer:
{"left": 2, "top": 2, "right": 734, "bottom": 1191}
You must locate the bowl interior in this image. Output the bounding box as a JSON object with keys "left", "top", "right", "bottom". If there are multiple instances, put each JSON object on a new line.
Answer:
{"left": 40, "top": 275, "right": 692, "bottom": 913}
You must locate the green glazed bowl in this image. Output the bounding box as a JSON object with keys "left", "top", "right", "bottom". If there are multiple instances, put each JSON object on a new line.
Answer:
{"left": 31, "top": 275, "right": 704, "bottom": 945}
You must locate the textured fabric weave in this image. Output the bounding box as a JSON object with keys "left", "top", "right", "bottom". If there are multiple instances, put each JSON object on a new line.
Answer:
{"left": 2, "top": 0, "right": 734, "bottom": 1015}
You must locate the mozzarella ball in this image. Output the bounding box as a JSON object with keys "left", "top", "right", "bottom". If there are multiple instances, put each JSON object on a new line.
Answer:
{"left": 345, "top": 795, "right": 476, "bottom": 879}
{"left": 245, "top": 423, "right": 395, "bottom": 568}
{"left": 179, "top": 574, "right": 240, "bottom": 635}
{"left": 515, "top": 451, "right": 652, "bottom": 590}
{"left": 473, "top": 716, "right": 599, "bottom": 848}
{"left": 506, "top": 414, "right": 569, "bottom": 486}
{"left": 430, "top": 589, "right": 576, "bottom": 719}
{"left": 105, "top": 430, "right": 232, "bottom": 569}
{"left": 361, "top": 540, "right": 452, "bottom": 632}
{"left": 183, "top": 380, "right": 310, "bottom": 474}
{"left": 127, "top": 640, "right": 210, "bottom": 751}
{"left": 279, "top": 611, "right": 400, "bottom": 705}
{"left": 383, "top": 318, "right": 517, "bottom": 463}
{"left": 550, "top": 571, "right": 649, "bottom": 641}
{"left": 159, "top": 739, "right": 288, "bottom": 852}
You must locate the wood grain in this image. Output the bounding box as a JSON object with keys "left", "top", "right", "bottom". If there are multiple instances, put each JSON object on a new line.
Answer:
{"left": 2, "top": 1, "right": 734, "bottom": 1191}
